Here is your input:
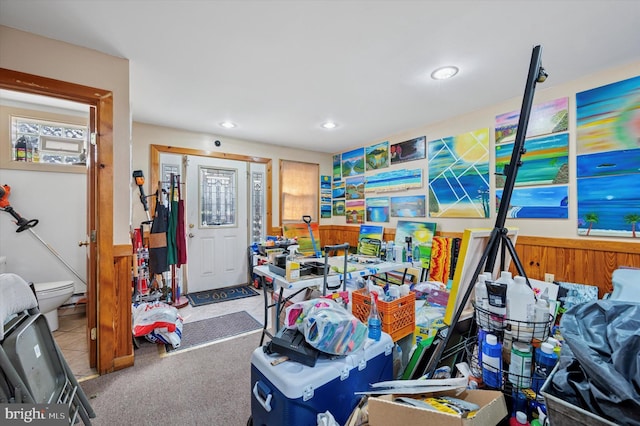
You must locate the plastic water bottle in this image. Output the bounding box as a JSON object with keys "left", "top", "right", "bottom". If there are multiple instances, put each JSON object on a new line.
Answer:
{"left": 532, "top": 342, "right": 558, "bottom": 392}
{"left": 507, "top": 275, "right": 535, "bottom": 341}
{"left": 509, "top": 341, "right": 532, "bottom": 388}
{"left": 481, "top": 333, "right": 502, "bottom": 389}
{"left": 367, "top": 293, "right": 381, "bottom": 341}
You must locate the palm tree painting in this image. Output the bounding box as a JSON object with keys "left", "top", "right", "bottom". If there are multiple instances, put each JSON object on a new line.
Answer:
{"left": 577, "top": 171, "right": 640, "bottom": 238}
{"left": 624, "top": 214, "right": 640, "bottom": 238}
{"left": 584, "top": 212, "right": 599, "bottom": 236}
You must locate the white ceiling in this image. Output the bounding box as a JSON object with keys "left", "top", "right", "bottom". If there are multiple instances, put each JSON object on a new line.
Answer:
{"left": 1, "top": 1, "right": 639, "bottom": 153}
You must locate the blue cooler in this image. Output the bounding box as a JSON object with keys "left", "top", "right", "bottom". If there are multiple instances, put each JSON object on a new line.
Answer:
{"left": 251, "top": 332, "right": 394, "bottom": 426}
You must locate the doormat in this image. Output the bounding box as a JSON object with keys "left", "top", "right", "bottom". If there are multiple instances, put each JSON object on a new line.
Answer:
{"left": 186, "top": 285, "right": 259, "bottom": 307}
{"left": 165, "top": 311, "right": 262, "bottom": 354}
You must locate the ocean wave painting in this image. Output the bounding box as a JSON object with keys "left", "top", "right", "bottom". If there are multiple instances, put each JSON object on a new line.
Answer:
{"left": 496, "top": 185, "right": 568, "bottom": 219}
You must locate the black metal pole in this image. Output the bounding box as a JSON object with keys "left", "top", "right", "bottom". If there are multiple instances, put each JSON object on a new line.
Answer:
{"left": 487, "top": 44, "right": 544, "bottom": 269}
{"left": 424, "top": 45, "right": 547, "bottom": 378}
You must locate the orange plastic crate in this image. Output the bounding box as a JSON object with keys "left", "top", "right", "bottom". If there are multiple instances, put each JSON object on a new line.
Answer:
{"left": 352, "top": 288, "right": 415, "bottom": 341}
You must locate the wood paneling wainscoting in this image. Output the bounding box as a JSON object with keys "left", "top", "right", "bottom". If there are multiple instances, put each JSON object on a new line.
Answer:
{"left": 318, "top": 225, "right": 640, "bottom": 298}
{"left": 111, "top": 245, "right": 134, "bottom": 371}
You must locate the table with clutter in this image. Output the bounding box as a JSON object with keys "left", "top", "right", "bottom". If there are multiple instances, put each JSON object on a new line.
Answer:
{"left": 253, "top": 253, "right": 413, "bottom": 341}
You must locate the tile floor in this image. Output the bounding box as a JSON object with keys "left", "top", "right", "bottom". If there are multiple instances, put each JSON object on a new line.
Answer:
{"left": 52, "top": 286, "right": 270, "bottom": 382}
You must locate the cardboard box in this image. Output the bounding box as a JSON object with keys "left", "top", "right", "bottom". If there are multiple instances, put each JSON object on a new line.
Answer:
{"left": 368, "top": 390, "right": 507, "bottom": 426}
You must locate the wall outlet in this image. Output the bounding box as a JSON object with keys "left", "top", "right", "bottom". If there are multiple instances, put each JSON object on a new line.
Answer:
{"left": 544, "top": 273, "right": 555, "bottom": 283}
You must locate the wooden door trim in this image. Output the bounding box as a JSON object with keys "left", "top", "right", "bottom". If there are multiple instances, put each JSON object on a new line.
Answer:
{"left": 0, "top": 68, "right": 115, "bottom": 374}
{"left": 149, "top": 144, "right": 273, "bottom": 236}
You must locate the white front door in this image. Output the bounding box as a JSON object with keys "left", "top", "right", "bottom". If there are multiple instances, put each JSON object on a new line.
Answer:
{"left": 186, "top": 156, "right": 248, "bottom": 293}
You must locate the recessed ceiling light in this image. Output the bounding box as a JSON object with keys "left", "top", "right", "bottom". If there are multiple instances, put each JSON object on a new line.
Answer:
{"left": 220, "top": 121, "right": 236, "bottom": 129}
{"left": 321, "top": 121, "right": 337, "bottom": 129}
{"left": 431, "top": 66, "right": 459, "bottom": 80}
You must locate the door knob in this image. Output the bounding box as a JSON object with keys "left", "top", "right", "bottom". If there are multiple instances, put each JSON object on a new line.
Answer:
{"left": 78, "top": 240, "right": 90, "bottom": 247}
{"left": 188, "top": 233, "right": 194, "bottom": 238}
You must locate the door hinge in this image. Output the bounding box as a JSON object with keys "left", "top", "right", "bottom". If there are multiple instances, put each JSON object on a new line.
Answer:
{"left": 90, "top": 132, "right": 97, "bottom": 145}
{"left": 90, "top": 327, "right": 97, "bottom": 340}
{"left": 90, "top": 230, "right": 97, "bottom": 243}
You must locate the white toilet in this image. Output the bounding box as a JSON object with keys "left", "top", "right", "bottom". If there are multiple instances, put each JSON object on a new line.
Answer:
{"left": 32, "top": 281, "right": 75, "bottom": 332}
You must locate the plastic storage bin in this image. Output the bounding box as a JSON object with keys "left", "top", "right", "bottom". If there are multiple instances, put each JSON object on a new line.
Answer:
{"left": 250, "top": 332, "right": 393, "bottom": 426}
{"left": 351, "top": 288, "right": 415, "bottom": 341}
{"left": 540, "top": 365, "right": 618, "bottom": 426}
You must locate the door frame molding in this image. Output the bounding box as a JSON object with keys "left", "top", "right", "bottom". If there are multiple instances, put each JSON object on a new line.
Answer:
{"left": 0, "top": 67, "right": 115, "bottom": 374}
{"left": 150, "top": 144, "right": 273, "bottom": 234}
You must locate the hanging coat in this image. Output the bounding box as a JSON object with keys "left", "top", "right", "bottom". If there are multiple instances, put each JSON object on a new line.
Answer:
{"left": 176, "top": 175, "right": 187, "bottom": 266}
{"left": 148, "top": 191, "right": 169, "bottom": 274}
{"left": 166, "top": 175, "right": 178, "bottom": 266}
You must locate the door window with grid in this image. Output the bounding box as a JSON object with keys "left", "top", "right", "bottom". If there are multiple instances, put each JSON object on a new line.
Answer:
{"left": 199, "top": 166, "right": 237, "bottom": 227}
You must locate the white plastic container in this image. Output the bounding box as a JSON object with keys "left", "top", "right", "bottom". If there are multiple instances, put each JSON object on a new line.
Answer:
{"left": 509, "top": 341, "right": 532, "bottom": 388}
{"left": 486, "top": 271, "right": 512, "bottom": 329}
{"left": 507, "top": 275, "right": 536, "bottom": 341}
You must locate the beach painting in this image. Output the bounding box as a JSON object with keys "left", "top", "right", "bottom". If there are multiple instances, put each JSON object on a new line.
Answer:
{"left": 576, "top": 75, "right": 640, "bottom": 155}
{"left": 341, "top": 147, "right": 365, "bottom": 176}
{"left": 365, "top": 168, "right": 423, "bottom": 193}
{"left": 428, "top": 128, "right": 491, "bottom": 218}
{"left": 333, "top": 154, "right": 342, "bottom": 180}
{"left": 366, "top": 197, "right": 390, "bottom": 223}
{"left": 390, "top": 195, "right": 426, "bottom": 217}
{"left": 495, "top": 97, "right": 569, "bottom": 144}
{"left": 346, "top": 200, "right": 365, "bottom": 224}
{"left": 390, "top": 136, "right": 426, "bottom": 165}
{"left": 332, "top": 179, "right": 345, "bottom": 199}
{"left": 366, "top": 141, "right": 389, "bottom": 171}
{"left": 496, "top": 185, "right": 569, "bottom": 219}
{"left": 495, "top": 133, "right": 569, "bottom": 188}
{"left": 332, "top": 199, "right": 345, "bottom": 216}
{"left": 345, "top": 176, "right": 365, "bottom": 199}
{"left": 394, "top": 220, "right": 437, "bottom": 269}
{"left": 577, "top": 174, "right": 640, "bottom": 238}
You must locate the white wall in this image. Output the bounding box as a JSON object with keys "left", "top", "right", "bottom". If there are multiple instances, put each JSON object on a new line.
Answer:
{"left": 132, "top": 122, "right": 334, "bottom": 230}
{"left": 328, "top": 60, "right": 640, "bottom": 242}
{"left": 0, "top": 169, "right": 87, "bottom": 292}
{"left": 0, "top": 25, "right": 132, "bottom": 245}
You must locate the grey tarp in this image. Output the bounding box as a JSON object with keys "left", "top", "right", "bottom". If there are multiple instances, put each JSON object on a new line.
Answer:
{"left": 549, "top": 300, "right": 640, "bottom": 425}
